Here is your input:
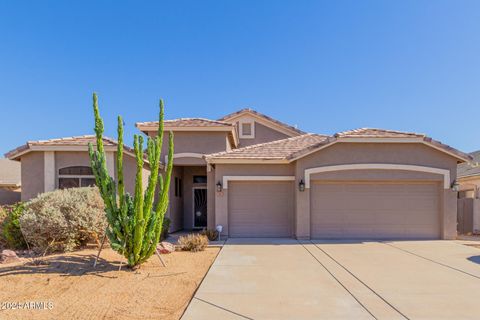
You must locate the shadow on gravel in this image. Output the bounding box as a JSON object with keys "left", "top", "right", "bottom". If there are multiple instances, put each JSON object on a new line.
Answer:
{"left": 0, "top": 254, "right": 122, "bottom": 277}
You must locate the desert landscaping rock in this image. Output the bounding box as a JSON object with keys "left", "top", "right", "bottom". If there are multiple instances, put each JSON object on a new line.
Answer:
{"left": 1, "top": 249, "right": 20, "bottom": 264}
{"left": 157, "top": 242, "right": 176, "bottom": 254}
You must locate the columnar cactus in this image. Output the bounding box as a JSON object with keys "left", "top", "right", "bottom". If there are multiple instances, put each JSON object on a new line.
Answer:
{"left": 88, "top": 93, "right": 174, "bottom": 268}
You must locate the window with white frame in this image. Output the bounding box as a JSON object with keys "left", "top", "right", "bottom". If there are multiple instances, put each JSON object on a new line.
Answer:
{"left": 239, "top": 119, "right": 255, "bottom": 138}
{"left": 58, "top": 166, "right": 96, "bottom": 189}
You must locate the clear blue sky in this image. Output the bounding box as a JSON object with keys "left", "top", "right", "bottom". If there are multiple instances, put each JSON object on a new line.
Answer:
{"left": 1, "top": 1, "right": 479, "bottom": 155}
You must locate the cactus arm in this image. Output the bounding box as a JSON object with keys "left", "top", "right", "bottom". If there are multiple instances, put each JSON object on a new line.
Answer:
{"left": 142, "top": 99, "right": 165, "bottom": 226}
{"left": 117, "top": 116, "right": 125, "bottom": 205}
{"left": 132, "top": 135, "right": 145, "bottom": 261}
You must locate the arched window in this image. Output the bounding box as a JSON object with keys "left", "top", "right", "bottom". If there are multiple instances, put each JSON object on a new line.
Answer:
{"left": 58, "top": 166, "right": 96, "bottom": 189}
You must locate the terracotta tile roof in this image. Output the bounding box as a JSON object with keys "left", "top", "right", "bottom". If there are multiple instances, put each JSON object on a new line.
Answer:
{"left": 206, "top": 134, "right": 330, "bottom": 161}
{"left": 458, "top": 151, "right": 480, "bottom": 178}
{"left": 0, "top": 159, "right": 21, "bottom": 187}
{"left": 136, "top": 118, "right": 233, "bottom": 129}
{"left": 219, "top": 108, "right": 305, "bottom": 135}
{"left": 5, "top": 135, "right": 139, "bottom": 161}
{"left": 335, "top": 128, "right": 425, "bottom": 138}
{"left": 206, "top": 127, "right": 471, "bottom": 163}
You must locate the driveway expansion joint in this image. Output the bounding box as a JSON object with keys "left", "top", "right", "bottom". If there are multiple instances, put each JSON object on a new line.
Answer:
{"left": 310, "top": 242, "right": 410, "bottom": 320}
{"left": 381, "top": 242, "right": 480, "bottom": 281}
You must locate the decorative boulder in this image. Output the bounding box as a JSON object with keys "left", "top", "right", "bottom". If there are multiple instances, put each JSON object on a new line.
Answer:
{"left": 157, "top": 242, "right": 175, "bottom": 254}
{"left": 1, "top": 249, "right": 20, "bottom": 264}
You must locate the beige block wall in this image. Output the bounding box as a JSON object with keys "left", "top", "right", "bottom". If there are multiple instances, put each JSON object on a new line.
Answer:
{"left": 213, "top": 164, "right": 295, "bottom": 236}
{"left": 0, "top": 188, "right": 21, "bottom": 205}
{"left": 20, "top": 152, "right": 45, "bottom": 201}
{"left": 294, "top": 143, "right": 459, "bottom": 240}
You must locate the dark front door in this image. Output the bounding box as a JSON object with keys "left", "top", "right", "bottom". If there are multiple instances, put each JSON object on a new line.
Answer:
{"left": 193, "top": 187, "right": 207, "bottom": 228}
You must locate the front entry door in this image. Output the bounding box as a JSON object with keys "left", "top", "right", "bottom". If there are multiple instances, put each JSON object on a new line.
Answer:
{"left": 193, "top": 187, "right": 207, "bottom": 228}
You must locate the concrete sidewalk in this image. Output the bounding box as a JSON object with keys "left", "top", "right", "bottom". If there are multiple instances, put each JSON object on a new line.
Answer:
{"left": 182, "top": 239, "right": 480, "bottom": 320}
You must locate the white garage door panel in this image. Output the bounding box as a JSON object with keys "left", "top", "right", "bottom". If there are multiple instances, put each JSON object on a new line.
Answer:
{"left": 311, "top": 182, "right": 440, "bottom": 239}
{"left": 229, "top": 181, "right": 294, "bottom": 237}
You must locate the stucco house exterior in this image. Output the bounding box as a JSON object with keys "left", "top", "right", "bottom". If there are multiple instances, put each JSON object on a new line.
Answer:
{"left": 0, "top": 158, "right": 21, "bottom": 205}
{"left": 5, "top": 136, "right": 150, "bottom": 202}
{"left": 5, "top": 108, "right": 471, "bottom": 240}
{"left": 457, "top": 151, "right": 480, "bottom": 199}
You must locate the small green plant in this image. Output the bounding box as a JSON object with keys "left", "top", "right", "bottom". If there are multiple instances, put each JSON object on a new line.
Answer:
{"left": 200, "top": 229, "right": 219, "bottom": 241}
{"left": 160, "top": 217, "right": 171, "bottom": 241}
{"left": 1, "top": 203, "right": 27, "bottom": 249}
{"left": 88, "top": 93, "right": 174, "bottom": 268}
{"left": 178, "top": 234, "right": 208, "bottom": 252}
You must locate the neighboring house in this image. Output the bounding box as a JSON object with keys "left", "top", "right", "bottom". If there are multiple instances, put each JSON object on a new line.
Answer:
{"left": 5, "top": 136, "right": 150, "bottom": 202}
{"left": 6, "top": 108, "right": 472, "bottom": 240}
{"left": 457, "top": 150, "right": 480, "bottom": 199}
{"left": 0, "top": 158, "right": 21, "bottom": 205}
{"left": 456, "top": 151, "right": 480, "bottom": 234}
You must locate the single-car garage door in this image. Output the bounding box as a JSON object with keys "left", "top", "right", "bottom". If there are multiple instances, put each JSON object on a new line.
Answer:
{"left": 228, "top": 181, "right": 294, "bottom": 237}
{"left": 311, "top": 181, "right": 440, "bottom": 239}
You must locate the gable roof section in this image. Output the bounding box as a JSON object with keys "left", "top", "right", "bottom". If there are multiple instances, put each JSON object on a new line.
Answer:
{"left": 5, "top": 135, "right": 144, "bottom": 163}
{"left": 458, "top": 150, "right": 480, "bottom": 179}
{"left": 335, "top": 128, "right": 424, "bottom": 138}
{"left": 137, "top": 118, "right": 233, "bottom": 129}
{"left": 136, "top": 118, "right": 238, "bottom": 148}
{"left": 0, "top": 159, "right": 21, "bottom": 188}
{"left": 219, "top": 108, "right": 305, "bottom": 137}
{"left": 206, "top": 127, "right": 471, "bottom": 164}
{"left": 205, "top": 134, "right": 330, "bottom": 163}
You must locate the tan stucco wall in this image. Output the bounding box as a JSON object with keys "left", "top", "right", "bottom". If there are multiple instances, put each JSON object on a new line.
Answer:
{"left": 0, "top": 188, "right": 21, "bottom": 205}
{"left": 19, "top": 150, "right": 146, "bottom": 202}
{"left": 294, "top": 143, "right": 459, "bottom": 240}
{"left": 167, "top": 166, "right": 184, "bottom": 232}
{"left": 237, "top": 122, "right": 290, "bottom": 147}
{"left": 213, "top": 164, "right": 295, "bottom": 236}
{"left": 147, "top": 131, "right": 230, "bottom": 162}
{"left": 20, "top": 152, "right": 44, "bottom": 201}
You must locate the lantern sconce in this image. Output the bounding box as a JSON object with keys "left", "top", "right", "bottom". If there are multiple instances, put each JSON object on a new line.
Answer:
{"left": 451, "top": 180, "right": 460, "bottom": 192}
{"left": 299, "top": 179, "right": 305, "bottom": 192}
{"left": 216, "top": 181, "right": 223, "bottom": 192}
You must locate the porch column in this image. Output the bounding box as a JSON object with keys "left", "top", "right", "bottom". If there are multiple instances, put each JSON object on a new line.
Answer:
{"left": 44, "top": 151, "right": 55, "bottom": 192}
{"left": 106, "top": 152, "right": 115, "bottom": 178}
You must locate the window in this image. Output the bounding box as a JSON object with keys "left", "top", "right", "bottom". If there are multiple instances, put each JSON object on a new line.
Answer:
{"left": 239, "top": 119, "right": 255, "bottom": 139}
{"left": 193, "top": 175, "right": 207, "bottom": 184}
{"left": 58, "top": 166, "right": 96, "bottom": 189}
{"left": 175, "top": 177, "right": 183, "bottom": 197}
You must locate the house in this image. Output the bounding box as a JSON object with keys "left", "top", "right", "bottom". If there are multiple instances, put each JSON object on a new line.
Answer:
{"left": 5, "top": 136, "right": 150, "bottom": 202}
{"left": 456, "top": 151, "right": 480, "bottom": 234}
{"left": 457, "top": 150, "right": 480, "bottom": 199}
{"left": 6, "top": 108, "right": 471, "bottom": 240}
{"left": 0, "top": 158, "right": 21, "bottom": 205}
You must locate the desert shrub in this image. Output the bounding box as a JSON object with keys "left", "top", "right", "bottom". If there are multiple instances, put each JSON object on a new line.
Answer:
{"left": 1, "top": 203, "right": 27, "bottom": 249}
{"left": 19, "top": 187, "right": 107, "bottom": 252}
{"left": 178, "top": 234, "right": 208, "bottom": 252}
{"left": 160, "top": 217, "right": 171, "bottom": 241}
{"left": 200, "top": 229, "right": 219, "bottom": 241}
{"left": 0, "top": 206, "right": 7, "bottom": 248}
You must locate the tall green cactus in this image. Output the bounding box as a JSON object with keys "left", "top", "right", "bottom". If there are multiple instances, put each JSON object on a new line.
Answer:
{"left": 88, "top": 93, "right": 174, "bottom": 268}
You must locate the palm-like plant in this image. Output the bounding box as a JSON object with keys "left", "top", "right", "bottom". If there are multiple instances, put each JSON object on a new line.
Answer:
{"left": 88, "top": 93, "right": 174, "bottom": 268}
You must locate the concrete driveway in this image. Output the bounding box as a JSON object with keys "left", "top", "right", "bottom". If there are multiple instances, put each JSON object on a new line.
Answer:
{"left": 181, "top": 239, "right": 480, "bottom": 320}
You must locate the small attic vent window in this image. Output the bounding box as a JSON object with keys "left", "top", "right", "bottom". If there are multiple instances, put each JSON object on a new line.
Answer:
{"left": 239, "top": 120, "right": 255, "bottom": 139}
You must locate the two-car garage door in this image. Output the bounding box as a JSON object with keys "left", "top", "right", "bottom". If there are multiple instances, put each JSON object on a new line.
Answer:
{"left": 310, "top": 181, "right": 440, "bottom": 239}
{"left": 227, "top": 180, "right": 440, "bottom": 239}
